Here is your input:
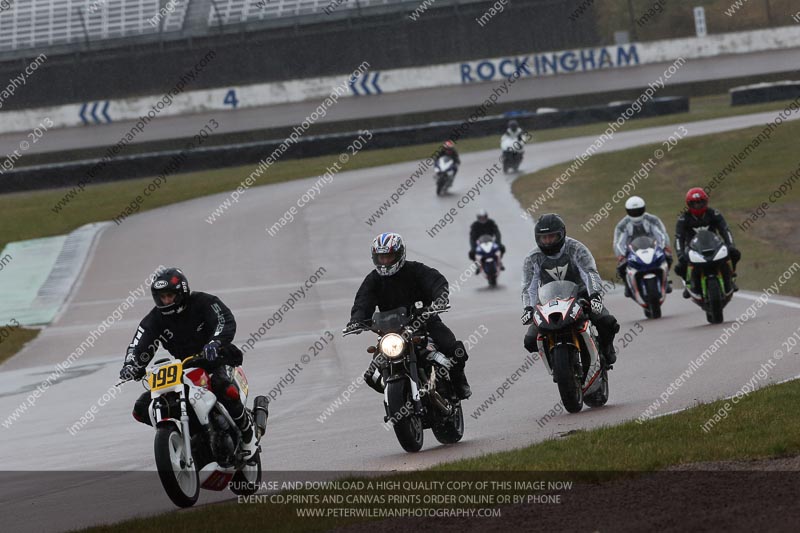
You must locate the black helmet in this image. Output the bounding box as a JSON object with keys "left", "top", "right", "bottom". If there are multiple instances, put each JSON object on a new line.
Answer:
{"left": 535, "top": 214, "right": 566, "bottom": 255}
{"left": 507, "top": 120, "right": 519, "bottom": 130}
{"left": 151, "top": 267, "right": 190, "bottom": 315}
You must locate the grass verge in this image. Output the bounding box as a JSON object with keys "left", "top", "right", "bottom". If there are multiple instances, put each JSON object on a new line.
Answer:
{"left": 512, "top": 117, "right": 800, "bottom": 297}
{"left": 78, "top": 378, "right": 800, "bottom": 533}
{"left": 0, "top": 326, "right": 39, "bottom": 365}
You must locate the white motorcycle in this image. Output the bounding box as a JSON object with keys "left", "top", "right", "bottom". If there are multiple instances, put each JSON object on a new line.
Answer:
{"left": 434, "top": 155, "right": 457, "bottom": 195}
{"left": 474, "top": 234, "right": 503, "bottom": 287}
{"left": 500, "top": 134, "right": 524, "bottom": 173}
{"left": 531, "top": 281, "right": 609, "bottom": 413}
{"left": 119, "top": 355, "right": 269, "bottom": 507}
{"left": 624, "top": 236, "right": 669, "bottom": 319}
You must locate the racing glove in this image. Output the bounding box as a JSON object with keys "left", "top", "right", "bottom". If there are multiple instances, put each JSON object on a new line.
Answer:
{"left": 521, "top": 306, "right": 534, "bottom": 326}
{"left": 589, "top": 293, "right": 604, "bottom": 316}
{"left": 343, "top": 321, "right": 364, "bottom": 335}
{"left": 120, "top": 352, "right": 145, "bottom": 381}
{"left": 203, "top": 340, "right": 221, "bottom": 362}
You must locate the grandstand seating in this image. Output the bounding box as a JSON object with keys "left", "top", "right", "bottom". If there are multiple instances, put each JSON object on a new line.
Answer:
{"left": 0, "top": 0, "right": 188, "bottom": 52}
{"left": 207, "top": 0, "right": 399, "bottom": 25}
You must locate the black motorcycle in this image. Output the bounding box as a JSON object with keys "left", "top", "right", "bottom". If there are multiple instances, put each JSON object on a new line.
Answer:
{"left": 684, "top": 229, "right": 735, "bottom": 324}
{"left": 343, "top": 303, "right": 464, "bottom": 452}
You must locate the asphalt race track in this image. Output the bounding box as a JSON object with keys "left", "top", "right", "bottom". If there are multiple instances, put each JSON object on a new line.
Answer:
{"left": 1, "top": 111, "right": 799, "bottom": 532}
{"left": 2, "top": 47, "right": 799, "bottom": 156}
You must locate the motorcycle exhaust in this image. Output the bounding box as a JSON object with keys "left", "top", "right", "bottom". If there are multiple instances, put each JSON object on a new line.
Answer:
{"left": 430, "top": 390, "right": 453, "bottom": 416}
{"left": 253, "top": 396, "right": 269, "bottom": 440}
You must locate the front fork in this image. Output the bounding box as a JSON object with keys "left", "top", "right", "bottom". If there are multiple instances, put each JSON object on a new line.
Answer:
{"left": 180, "top": 395, "right": 194, "bottom": 468}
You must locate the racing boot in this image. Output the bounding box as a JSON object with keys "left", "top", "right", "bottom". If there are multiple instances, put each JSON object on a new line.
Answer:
{"left": 603, "top": 341, "right": 617, "bottom": 367}
{"left": 234, "top": 409, "right": 257, "bottom": 460}
{"left": 666, "top": 279, "right": 673, "bottom": 293}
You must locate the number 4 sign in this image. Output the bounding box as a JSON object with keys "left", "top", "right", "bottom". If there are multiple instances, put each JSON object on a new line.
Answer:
{"left": 224, "top": 89, "right": 239, "bottom": 109}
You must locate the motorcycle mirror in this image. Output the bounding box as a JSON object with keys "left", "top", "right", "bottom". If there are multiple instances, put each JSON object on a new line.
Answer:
{"left": 367, "top": 346, "right": 376, "bottom": 354}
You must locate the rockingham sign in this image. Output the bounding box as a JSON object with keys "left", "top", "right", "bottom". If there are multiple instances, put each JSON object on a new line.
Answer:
{"left": 459, "top": 45, "right": 640, "bottom": 83}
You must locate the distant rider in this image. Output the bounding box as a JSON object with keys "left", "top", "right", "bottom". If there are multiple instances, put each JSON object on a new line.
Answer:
{"left": 675, "top": 188, "right": 740, "bottom": 297}
{"left": 469, "top": 209, "right": 506, "bottom": 271}
{"left": 521, "top": 214, "right": 620, "bottom": 366}
{"left": 343, "top": 233, "right": 472, "bottom": 399}
{"left": 436, "top": 140, "right": 460, "bottom": 167}
{"left": 503, "top": 120, "right": 526, "bottom": 146}
{"left": 613, "top": 196, "right": 673, "bottom": 296}
{"left": 119, "top": 267, "right": 256, "bottom": 458}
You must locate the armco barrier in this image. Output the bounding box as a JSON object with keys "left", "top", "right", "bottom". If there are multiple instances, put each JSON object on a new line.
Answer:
{"left": 731, "top": 81, "right": 800, "bottom": 106}
{"left": 0, "top": 97, "right": 688, "bottom": 194}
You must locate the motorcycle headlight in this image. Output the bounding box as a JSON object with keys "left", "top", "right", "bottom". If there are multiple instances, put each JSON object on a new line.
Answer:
{"left": 379, "top": 333, "right": 406, "bottom": 359}
{"left": 713, "top": 245, "right": 728, "bottom": 262}
{"left": 688, "top": 249, "right": 705, "bottom": 263}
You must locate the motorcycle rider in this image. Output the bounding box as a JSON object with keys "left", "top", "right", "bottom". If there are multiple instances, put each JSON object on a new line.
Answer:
{"left": 436, "top": 140, "right": 460, "bottom": 167}
{"left": 675, "top": 188, "right": 741, "bottom": 297}
{"left": 503, "top": 119, "right": 526, "bottom": 145}
{"left": 469, "top": 209, "right": 506, "bottom": 271}
{"left": 119, "top": 267, "right": 257, "bottom": 458}
{"left": 613, "top": 196, "right": 673, "bottom": 297}
{"left": 521, "top": 214, "right": 620, "bottom": 366}
{"left": 343, "top": 233, "right": 472, "bottom": 400}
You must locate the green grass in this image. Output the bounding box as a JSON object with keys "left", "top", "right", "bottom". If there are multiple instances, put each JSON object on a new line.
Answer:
{"left": 512, "top": 118, "right": 800, "bottom": 297}
{"left": 0, "top": 326, "right": 39, "bottom": 365}
{"left": 79, "top": 378, "right": 800, "bottom": 533}
{"left": 2, "top": 93, "right": 795, "bottom": 255}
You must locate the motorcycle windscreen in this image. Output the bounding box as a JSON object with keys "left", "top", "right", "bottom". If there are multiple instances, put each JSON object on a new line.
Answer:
{"left": 372, "top": 307, "right": 409, "bottom": 333}
{"left": 689, "top": 229, "right": 723, "bottom": 256}
{"left": 630, "top": 235, "right": 657, "bottom": 251}
{"left": 538, "top": 280, "right": 580, "bottom": 303}
{"left": 477, "top": 234, "right": 495, "bottom": 244}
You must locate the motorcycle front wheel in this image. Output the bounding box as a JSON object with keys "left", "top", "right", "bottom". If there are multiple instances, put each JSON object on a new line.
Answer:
{"left": 644, "top": 277, "right": 662, "bottom": 319}
{"left": 552, "top": 344, "right": 583, "bottom": 413}
{"left": 154, "top": 425, "right": 200, "bottom": 508}
{"left": 387, "top": 381, "right": 423, "bottom": 453}
{"left": 706, "top": 278, "right": 724, "bottom": 324}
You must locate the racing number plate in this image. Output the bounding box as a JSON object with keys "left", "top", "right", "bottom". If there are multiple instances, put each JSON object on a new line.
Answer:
{"left": 149, "top": 362, "right": 183, "bottom": 392}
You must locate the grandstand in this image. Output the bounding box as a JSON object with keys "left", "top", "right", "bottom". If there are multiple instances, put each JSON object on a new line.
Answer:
{"left": 0, "top": 0, "right": 427, "bottom": 56}
{"left": 0, "top": 1, "right": 189, "bottom": 52}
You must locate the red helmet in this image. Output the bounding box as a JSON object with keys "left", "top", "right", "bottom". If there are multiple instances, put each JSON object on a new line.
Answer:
{"left": 443, "top": 140, "right": 454, "bottom": 149}
{"left": 685, "top": 187, "right": 708, "bottom": 217}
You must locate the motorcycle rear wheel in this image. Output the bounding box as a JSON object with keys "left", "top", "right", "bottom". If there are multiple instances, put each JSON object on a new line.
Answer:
{"left": 230, "top": 451, "right": 262, "bottom": 496}
{"left": 552, "top": 345, "right": 583, "bottom": 413}
{"left": 432, "top": 402, "right": 464, "bottom": 444}
{"left": 154, "top": 425, "right": 200, "bottom": 508}
{"left": 583, "top": 370, "right": 609, "bottom": 408}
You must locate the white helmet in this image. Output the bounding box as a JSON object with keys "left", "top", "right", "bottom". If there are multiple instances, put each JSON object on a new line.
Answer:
{"left": 625, "top": 196, "right": 646, "bottom": 221}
